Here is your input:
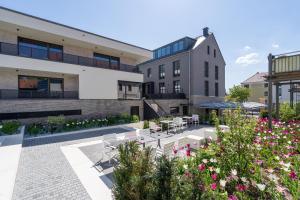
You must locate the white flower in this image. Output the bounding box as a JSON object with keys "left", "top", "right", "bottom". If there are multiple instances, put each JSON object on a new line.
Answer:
{"left": 287, "top": 141, "right": 291, "bottom": 144}
{"left": 256, "top": 183, "right": 266, "bottom": 191}
{"left": 283, "top": 162, "right": 291, "bottom": 168}
{"left": 66, "top": 124, "right": 69, "bottom": 127}
{"left": 210, "top": 158, "right": 217, "bottom": 163}
{"left": 275, "top": 156, "right": 280, "bottom": 160}
{"left": 231, "top": 169, "right": 237, "bottom": 176}
{"left": 0, "top": 125, "right": 2, "bottom": 129}
{"left": 283, "top": 136, "right": 287, "bottom": 139}
{"left": 282, "top": 167, "right": 290, "bottom": 172}
{"left": 241, "top": 177, "right": 248, "bottom": 183}
{"left": 183, "top": 164, "right": 188, "bottom": 170}
{"left": 220, "top": 179, "right": 226, "bottom": 187}
{"left": 202, "top": 159, "right": 208, "bottom": 164}
{"left": 215, "top": 168, "right": 220, "bottom": 174}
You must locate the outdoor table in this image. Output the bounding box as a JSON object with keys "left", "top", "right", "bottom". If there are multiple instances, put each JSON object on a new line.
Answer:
{"left": 160, "top": 120, "right": 174, "bottom": 134}
{"left": 182, "top": 116, "right": 193, "bottom": 126}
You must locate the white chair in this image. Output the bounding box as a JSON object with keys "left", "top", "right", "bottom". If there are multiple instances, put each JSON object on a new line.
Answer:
{"left": 192, "top": 114, "right": 199, "bottom": 125}
{"left": 102, "top": 134, "right": 120, "bottom": 164}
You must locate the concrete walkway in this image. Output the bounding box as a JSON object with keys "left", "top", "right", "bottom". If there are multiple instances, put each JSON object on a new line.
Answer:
{"left": 0, "top": 127, "right": 24, "bottom": 200}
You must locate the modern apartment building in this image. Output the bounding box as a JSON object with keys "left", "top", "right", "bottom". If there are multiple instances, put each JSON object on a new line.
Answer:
{"left": 241, "top": 72, "right": 300, "bottom": 104}
{"left": 0, "top": 7, "right": 152, "bottom": 120}
{"left": 138, "top": 28, "right": 226, "bottom": 116}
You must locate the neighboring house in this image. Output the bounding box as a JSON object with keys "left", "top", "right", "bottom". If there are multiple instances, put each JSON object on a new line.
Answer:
{"left": 241, "top": 72, "right": 299, "bottom": 104}
{"left": 0, "top": 7, "right": 152, "bottom": 120}
{"left": 138, "top": 27, "right": 226, "bottom": 116}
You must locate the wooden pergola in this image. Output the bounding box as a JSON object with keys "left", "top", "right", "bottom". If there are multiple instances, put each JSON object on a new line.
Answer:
{"left": 267, "top": 51, "right": 300, "bottom": 128}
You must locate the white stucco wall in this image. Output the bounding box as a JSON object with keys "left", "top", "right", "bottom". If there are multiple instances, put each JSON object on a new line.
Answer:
{"left": 0, "top": 54, "right": 143, "bottom": 99}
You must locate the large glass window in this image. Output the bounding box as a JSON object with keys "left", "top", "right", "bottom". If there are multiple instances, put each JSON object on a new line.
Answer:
{"left": 94, "top": 53, "right": 119, "bottom": 69}
{"left": 173, "top": 60, "right": 180, "bottom": 77}
{"left": 205, "top": 61, "right": 209, "bottom": 77}
{"left": 159, "top": 82, "right": 166, "bottom": 94}
{"left": 159, "top": 65, "right": 165, "bottom": 79}
{"left": 173, "top": 80, "right": 181, "bottom": 93}
{"left": 18, "top": 37, "right": 62, "bottom": 61}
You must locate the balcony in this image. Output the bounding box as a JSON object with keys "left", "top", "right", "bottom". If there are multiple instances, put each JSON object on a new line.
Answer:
{"left": 0, "top": 89, "right": 78, "bottom": 99}
{"left": 0, "top": 42, "right": 140, "bottom": 73}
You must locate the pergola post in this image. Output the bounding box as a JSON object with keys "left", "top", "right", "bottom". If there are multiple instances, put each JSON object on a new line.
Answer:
{"left": 290, "top": 82, "right": 294, "bottom": 108}
{"left": 275, "top": 83, "right": 280, "bottom": 119}
{"left": 268, "top": 54, "right": 273, "bottom": 129}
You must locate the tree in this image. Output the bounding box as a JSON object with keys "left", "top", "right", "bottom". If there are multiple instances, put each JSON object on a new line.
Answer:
{"left": 227, "top": 85, "right": 250, "bottom": 103}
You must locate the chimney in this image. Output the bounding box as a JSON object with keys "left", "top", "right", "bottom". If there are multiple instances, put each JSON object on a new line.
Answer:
{"left": 203, "top": 27, "right": 209, "bottom": 37}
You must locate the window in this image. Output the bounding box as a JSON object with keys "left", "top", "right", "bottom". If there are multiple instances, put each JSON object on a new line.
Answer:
{"left": 170, "top": 107, "right": 179, "bottom": 115}
{"left": 205, "top": 81, "right": 209, "bottom": 96}
{"left": 173, "top": 80, "right": 181, "bottom": 93}
{"left": 264, "top": 91, "right": 268, "bottom": 96}
{"left": 119, "top": 84, "right": 122, "bottom": 91}
{"left": 214, "top": 49, "right": 216, "bottom": 58}
{"left": 159, "top": 65, "right": 165, "bottom": 79}
{"left": 94, "top": 53, "right": 120, "bottom": 69}
{"left": 204, "top": 61, "right": 209, "bottom": 77}
{"left": 173, "top": 60, "right": 180, "bottom": 77}
{"left": 264, "top": 83, "right": 268, "bottom": 88}
{"left": 128, "top": 85, "right": 132, "bottom": 91}
{"left": 244, "top": 84, "right": 249, "bottom": 88}
{"left": 159, "top": 82, "right": 166, "bottom": 94}
{"left": 215, "top": 82, "right": 219, "bottom": 97}
{"left": 279, "top": 86, "right": 282, "bottom": 97}
{"left": 207, "top": 45, "right": 210, "bottom": 55}
{"left": 215, "top": 66, "right": 219, "bottom": 80}
{"left": 147, "top": 68, "right": 152, "bottom": 78}
{"left": 18, "top": 37, "right": 63, "bottom": 61}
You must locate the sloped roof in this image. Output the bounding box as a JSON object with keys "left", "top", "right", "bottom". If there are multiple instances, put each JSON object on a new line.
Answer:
{"left": 242, "top": 72, "right": 268, "bottom": 84}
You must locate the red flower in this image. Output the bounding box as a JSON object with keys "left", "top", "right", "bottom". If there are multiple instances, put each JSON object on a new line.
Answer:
{"left": 198, "top": 164, "right": 205, "bottom": 172}
{"left": 228, "top": 195, "right": 238, "bottom": 200}
{"left": 211, "top": 182, "right": 217, "bottom": 190}
{"left": 289, "top": 171, "right": 297, "bottom": 180}
{"left": 236, "top": 184, "right": 247, "bottom": 192}
{"left": 211, "top": 173, "right": 218, "bottom": 181}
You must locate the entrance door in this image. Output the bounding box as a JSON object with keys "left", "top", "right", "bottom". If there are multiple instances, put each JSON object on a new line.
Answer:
{"left": 183, "top": 105, "right": 188, "bottom": 115}
{"left": 130, "top": 106, "right": 140, "bottom": 117}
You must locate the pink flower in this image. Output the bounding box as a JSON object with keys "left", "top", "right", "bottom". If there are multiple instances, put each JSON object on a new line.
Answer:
{"left": 211, "top": 182, "right": 217, "bottom": 190}
{"left": 289, "top": 171, "right": 297, "bottom": 180}
{"left": 198, "top": 164, "right": 205, "bottom": 172}
{"left": 255, "top": 160, "right": 263, "bottom": 165}
{"left": 211, "top": 173, "right": 218, "bottom": 181}
{"left": 236, "top": 184, "right": 247, "bottom": 192}
{"left": 228, "top": 195, "right": 238, "bottom": 200}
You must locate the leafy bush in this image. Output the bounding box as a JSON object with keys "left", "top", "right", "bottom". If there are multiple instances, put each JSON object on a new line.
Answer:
{"left": 143, "top": 120, "right": 149, "bottom": 129}
{"left": 131, "top": 115, "right": 140, "bottom": 123}
{"left": 0, "top": 121, "right": 20, "bottom": 135}
{"left": 27, "top": 123, "right": 44, "bottom": 136}
{"left": 47, "top": 115, "right": 65, "bottom": 133}
{"left": 280, "top": 103, "right": 296, "bottom": 121}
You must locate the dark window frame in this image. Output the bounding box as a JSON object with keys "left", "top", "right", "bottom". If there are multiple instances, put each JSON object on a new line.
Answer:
{"left": 207, "top": 45, "right": 210, "bottom": 55}
{"left": 128, "top": 85, "right": 132, "bottom": 91}
{"left": 205, "top": 80, "right": 209, "bottom": 96}
{"left": 18, "top": 75, "right": 64, "bottom": 92}
{"left": 118, "top": 84, "right": 122, "bottom": 91}
{"left": 173, "top": 60, "right": 181, "bottom": 77}
{"left": 215, "top": 82, "right": 219, "bottom": 97}
{"left": 159, "top": 82, "right": 166, "bottom": 94}
{"left": 170, "top": 106, "right": 179, "bottom": 115}
{"left": 93, "top": 52, "right": 120, "bottom": 69}
{"left": 147, "top": 68, "right": 152, "bottom": 78}
{"left": 173, "top": 80, "right": 181, "bottom": 93}
{"left": 204, "top": 61, "right": 209, "bottom": 77}
{"left": 215, "top": 65, "right": 219, "bottom": 80}
{"left": 214, "top": 49, "right": 216, "bottom": 58}
{"left": 159, "top": 64, "right": 165, "bottom": 79}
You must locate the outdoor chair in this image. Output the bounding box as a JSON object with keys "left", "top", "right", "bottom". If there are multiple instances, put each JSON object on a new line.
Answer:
{"left": 124, "top": 130, "right": 140, "bottom": 142}
{"left": 192, "top": 114, "right": 199, "bottom": 125}
{"left": 102, "top": 133, "right": 121, "bottom": 164}
{"left": 150, "top": 122, "right": 162, "bottom": 133}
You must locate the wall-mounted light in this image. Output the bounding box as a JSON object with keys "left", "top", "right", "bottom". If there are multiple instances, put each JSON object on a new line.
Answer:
{"left": 16, "top": 28, "right": 20, "bottom": 32}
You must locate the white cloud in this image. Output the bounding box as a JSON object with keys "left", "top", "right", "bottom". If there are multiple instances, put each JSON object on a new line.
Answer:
{"left": 235, "top": 53, "right": 261, "bottom": 66}
{"left": 272, "top": 44, "right": 279, "bottom": 49}
{"left": 243, "top": 46, "right": 251, "bottom": 51}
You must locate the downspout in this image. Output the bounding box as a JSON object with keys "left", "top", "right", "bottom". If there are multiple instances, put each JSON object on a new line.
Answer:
{"left": 188, "top": 50, "right": 191, "bottom": 114}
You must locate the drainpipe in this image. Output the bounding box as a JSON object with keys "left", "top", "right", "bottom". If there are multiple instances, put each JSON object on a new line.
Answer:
{"left": 188, "top": 50, "right": 191, "bottom": 114}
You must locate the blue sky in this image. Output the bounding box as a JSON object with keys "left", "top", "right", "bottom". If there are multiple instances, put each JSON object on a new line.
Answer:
{"left": 1, "top": 0, "right": 299, "bottom": 90}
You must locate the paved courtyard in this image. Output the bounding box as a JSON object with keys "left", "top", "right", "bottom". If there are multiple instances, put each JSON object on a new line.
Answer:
{"left": 12, "top": 127, "right": 129, "bottom": 200}
{"left": 11, "top": 125, "right": 215, "bottom": 200}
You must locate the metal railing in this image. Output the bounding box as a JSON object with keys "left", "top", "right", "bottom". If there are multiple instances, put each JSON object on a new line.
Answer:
{"left": 144, "top": 92, "right": 186, "bottom": 99}
{"left": 118, "top": 92, "right": 141, "bottom": 99}
{"left": 0, "top": 89, "right": 79, "bottom": 99}
{"left": 272, "top": 53, "right": 300, "bottom": 74}
{"left": 0, "top": 42, "right": 140, "bottom": 73}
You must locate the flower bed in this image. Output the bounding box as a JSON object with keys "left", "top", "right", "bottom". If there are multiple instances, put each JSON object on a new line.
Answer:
{"left": 113, "top": 110, "right": 299, "bottom": 200}
{"left": 26, "top": 114, "right": 139, "bottom": 136}
{"left": 0, "top": 121, "right": 21, "bottom": 135}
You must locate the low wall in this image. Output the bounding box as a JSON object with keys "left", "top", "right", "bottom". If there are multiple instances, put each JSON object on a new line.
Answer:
{"left": 0, "top": 99, "right": 143, "bottom": 122}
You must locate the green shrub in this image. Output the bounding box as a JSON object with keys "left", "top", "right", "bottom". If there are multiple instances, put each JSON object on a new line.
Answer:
{"left": 27, "top": 123, "right": 44, "bottom": 136}
{"left": 131, "top": 115, "right": 139, "bottom": 123}
{"left": 143, "top": 120, "right": 149, "bottom": 129}
{"left": 0, "top": 121, "right": 20, "bottom": 135}
{"left": 47, "top": 115, "right": 65, "bottom": 133}
{"left": 280, "top": 103, "right": 296, "bottom": 121}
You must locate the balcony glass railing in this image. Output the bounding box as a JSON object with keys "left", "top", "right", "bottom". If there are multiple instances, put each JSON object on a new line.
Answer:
{"left": 0, "top": 89, "right": 79, "bottom": 99}
{"left": 0, "top": 42, "right": 140, "bottom": 73}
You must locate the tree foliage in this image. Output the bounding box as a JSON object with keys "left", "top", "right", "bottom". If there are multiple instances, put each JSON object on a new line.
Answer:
{"left": 227, "top": 85, "right": 250, "bottom": 103}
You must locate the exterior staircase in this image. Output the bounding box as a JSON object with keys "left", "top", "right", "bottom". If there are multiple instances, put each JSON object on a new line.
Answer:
{"left": 143, "top": 99, "right": 168, "bottom": 120}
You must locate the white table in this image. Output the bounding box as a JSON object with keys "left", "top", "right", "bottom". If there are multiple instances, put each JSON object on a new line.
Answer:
{"left": 160, "top": 120, "right": 174, "bottom": 134}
